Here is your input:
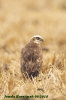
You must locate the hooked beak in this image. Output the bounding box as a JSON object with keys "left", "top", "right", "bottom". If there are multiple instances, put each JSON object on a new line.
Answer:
{"left": 40, "top": 38, "right": 44, "bottom": 42}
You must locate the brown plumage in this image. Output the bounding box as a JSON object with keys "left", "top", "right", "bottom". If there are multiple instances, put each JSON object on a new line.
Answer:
{"left": 20, "top": 35, "right": 44, "bottom": 79}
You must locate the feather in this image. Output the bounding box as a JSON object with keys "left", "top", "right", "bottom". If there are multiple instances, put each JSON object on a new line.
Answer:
{"left": 20, "top": 35, "right": 43, "bottom": 79}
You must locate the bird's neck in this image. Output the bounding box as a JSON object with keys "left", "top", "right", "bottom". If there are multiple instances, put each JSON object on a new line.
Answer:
{"left": 29, "top": 41, "right": 40, "bottom": 48}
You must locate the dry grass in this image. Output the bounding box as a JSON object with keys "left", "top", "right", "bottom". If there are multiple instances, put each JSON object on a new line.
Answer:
{"left": 0, "top": 0, "right": 66, "bottom": 100}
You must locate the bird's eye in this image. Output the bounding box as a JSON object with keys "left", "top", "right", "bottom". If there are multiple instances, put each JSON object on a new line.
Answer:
{"left": 36, "top": 37, "right": 40, "bottom": 40}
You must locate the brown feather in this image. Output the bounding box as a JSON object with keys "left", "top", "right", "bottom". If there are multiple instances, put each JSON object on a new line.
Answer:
{"left": 20, "top": 38, "right": 43, "bottom": 79}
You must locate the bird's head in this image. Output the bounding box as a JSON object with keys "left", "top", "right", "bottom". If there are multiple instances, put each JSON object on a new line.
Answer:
{"left": 30, "top": 35, "right": 44, "bottom": 44}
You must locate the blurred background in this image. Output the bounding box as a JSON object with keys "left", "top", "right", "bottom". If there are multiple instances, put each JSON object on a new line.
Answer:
{"left": 0, "top": 0, "right": 66, "bottom": 52}
{"left": 0, "top": 0, "right": 66, "bottom": 100}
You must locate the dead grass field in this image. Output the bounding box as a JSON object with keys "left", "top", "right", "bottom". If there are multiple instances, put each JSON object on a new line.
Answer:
{"left": 0, "top": 0, "right": 66, "bottom": 100}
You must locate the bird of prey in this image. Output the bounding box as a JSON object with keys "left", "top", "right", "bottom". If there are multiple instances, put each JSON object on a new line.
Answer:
{"left": 20, "top": 35, "right": 44, "bottom": 79}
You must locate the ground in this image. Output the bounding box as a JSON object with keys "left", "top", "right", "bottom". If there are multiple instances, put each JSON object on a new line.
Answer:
{"left": 0, "top": 0, "right": 66, "bottom": 100}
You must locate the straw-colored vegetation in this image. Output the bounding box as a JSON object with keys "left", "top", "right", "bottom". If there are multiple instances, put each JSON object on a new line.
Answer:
{"left": 0, "top": 0, "right": 66, "bottom": 100}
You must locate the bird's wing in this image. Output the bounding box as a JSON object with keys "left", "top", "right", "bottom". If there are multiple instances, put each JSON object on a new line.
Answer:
{"left": 20, "top": 47, "right": 43, "bottom": 73}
